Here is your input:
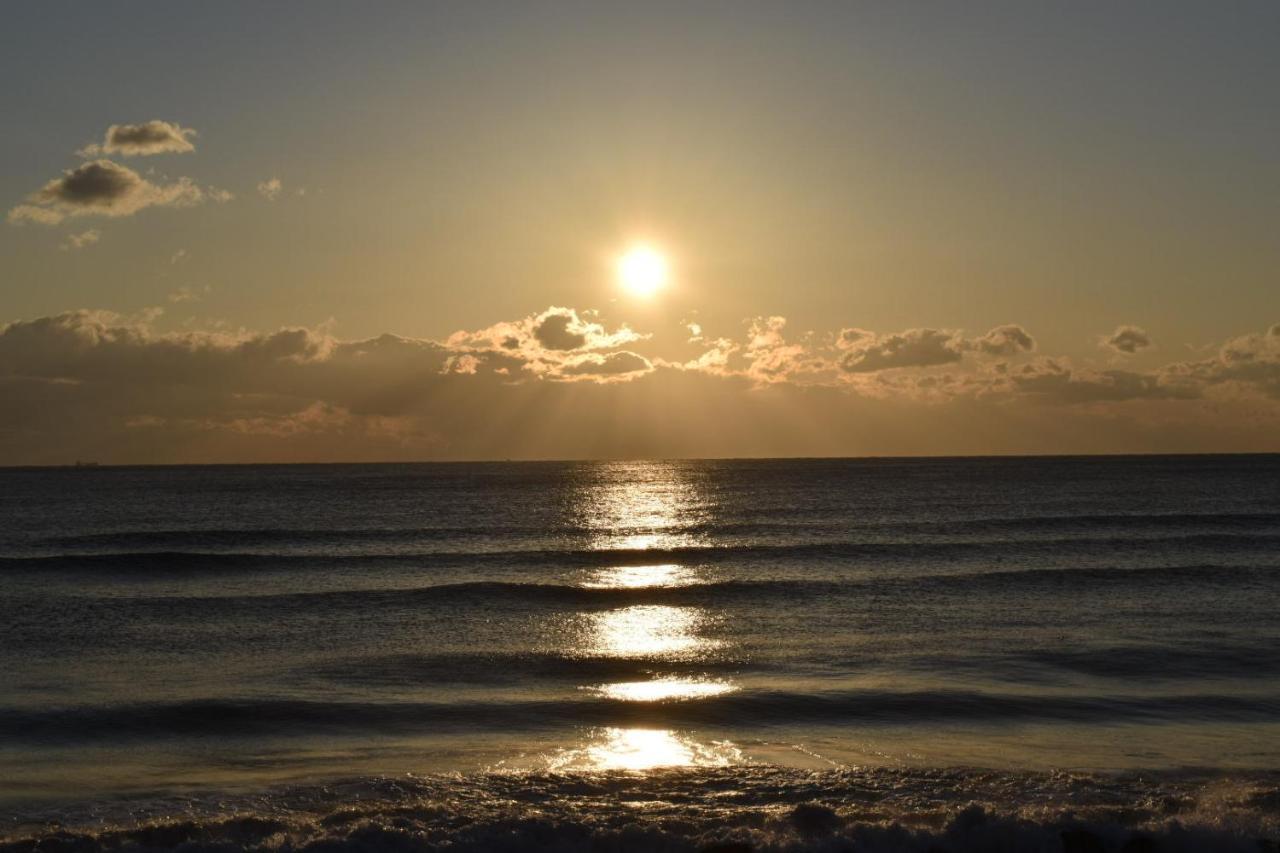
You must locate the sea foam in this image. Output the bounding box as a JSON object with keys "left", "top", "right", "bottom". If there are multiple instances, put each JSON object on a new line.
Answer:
{"left": 3, "top": 767, "right": 1277, "bottom": 853}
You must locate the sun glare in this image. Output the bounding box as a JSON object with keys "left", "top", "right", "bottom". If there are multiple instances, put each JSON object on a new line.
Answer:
{"left": 616, "top": 245, "right": 669, "bottom": 297}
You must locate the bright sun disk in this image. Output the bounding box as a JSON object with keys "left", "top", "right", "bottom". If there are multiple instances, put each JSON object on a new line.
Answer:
{"left": 617, "top": 246, "right": 668, "bottom": 297}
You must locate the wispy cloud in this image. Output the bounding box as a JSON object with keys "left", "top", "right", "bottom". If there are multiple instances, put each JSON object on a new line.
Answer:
{"left": 257, "top": 177, "right": 283, "bottom": 201}
{"left": 59, "top": 229, "right": 101, "bottom": 251}
{"left": 167, "top": 284, "right": 211, "bottom": 304}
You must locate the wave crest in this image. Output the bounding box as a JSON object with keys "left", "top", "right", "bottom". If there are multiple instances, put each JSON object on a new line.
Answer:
{"left": 3, "top": 767, "right": 1276, "bottom": 852}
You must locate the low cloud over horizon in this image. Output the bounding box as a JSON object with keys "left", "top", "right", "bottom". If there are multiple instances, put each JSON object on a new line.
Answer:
{"left": 1, "top": 305, "right": 1276, "bottom": 465}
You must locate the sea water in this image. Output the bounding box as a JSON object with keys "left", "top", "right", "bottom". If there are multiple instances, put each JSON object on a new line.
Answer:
{"left": 1, "top": 456, "right": 1278, "bottom": 850}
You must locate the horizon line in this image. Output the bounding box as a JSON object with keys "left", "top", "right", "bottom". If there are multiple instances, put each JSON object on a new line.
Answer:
{"left": 3, "top": 450, "right": 1277, "bottom": 471}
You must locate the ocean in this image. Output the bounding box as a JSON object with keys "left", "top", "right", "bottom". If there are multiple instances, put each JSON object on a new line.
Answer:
{"left": 1, "top": 455, "right": 1278, "bottom": 851}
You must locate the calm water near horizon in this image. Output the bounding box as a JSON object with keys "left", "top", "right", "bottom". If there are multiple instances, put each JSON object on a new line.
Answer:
{"left": 2, "top": 455, "right": 1279, "bottom": 849}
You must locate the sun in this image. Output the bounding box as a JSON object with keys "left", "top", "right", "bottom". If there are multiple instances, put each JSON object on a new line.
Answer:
{"left": 616, "top": 245, "right": 669, "bottom": 297}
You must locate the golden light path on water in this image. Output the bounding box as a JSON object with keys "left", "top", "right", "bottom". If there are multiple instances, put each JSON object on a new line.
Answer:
{"left": 591, "top": 678, "right": 735, "bottom": 702}
{"left": 580, "top": 563, "right": 699, "bottom": 589}
{"left": 585, "top": 604, "right": 721, "bottom": 658}
{"left": 549, "top": 727, "right": 743, "bottom": 772}
{"left": 550, "top": 463, "right": 741, "bottom": 771}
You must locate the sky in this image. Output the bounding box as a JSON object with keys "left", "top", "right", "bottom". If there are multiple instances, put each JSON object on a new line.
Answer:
{"left": 1, "top": 2, "right": 1278, "bottom": 463}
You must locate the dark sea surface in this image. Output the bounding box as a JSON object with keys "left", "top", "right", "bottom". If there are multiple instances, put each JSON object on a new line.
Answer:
{"left": 2, "top": 456, "right": 1279, "bottom": 851}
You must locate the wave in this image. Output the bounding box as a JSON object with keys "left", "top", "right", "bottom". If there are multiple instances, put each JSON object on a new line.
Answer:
{"left": 1014, "top": 640, "right": 1280, "bottom": 680}
{"left": 4, "top": 532, "right": 1280, "bottom": 574}
{"left": 918, "top": 511, "right": 1280, "bottom": 535}
{"left": 6, "top": 688, "right": 1279, "bottom": 743}
{"left": 304, "top": 650, "right": 751, "bottom": 687}
{"left": 21, "top": 511, "right": 1280, "bottom": 551}
{"left": 2, "top": 766, "right": 1277, "bottom": 851}
{"left": 930, "top": 562, "right": 1280, "bottom": 588}
{"left": 308, "top": 638, "right": 1280, "bottom": 688}
{"left": 115, "top": 578, "right": 842, "bottom": 610}
{"left": 8, "top": 565, "right": 1275, "bottom": 615}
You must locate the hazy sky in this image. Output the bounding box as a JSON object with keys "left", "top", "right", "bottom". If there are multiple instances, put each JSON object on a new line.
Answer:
{"left": 2, "top": 2, "right": 1278, "bottom": 463}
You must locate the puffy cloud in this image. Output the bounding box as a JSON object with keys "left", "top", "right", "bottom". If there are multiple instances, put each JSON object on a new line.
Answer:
{"left": 79, "top": 121, "right": 196, "bottom": 157}
{"left": 59, "top": 229, "right": 100, "bottom": 251}
{"left": 257, "top": 177, "right": 283, "bottom": 201}
{"left": 0, "top": 310, "right": 334, "bottom": 379}
{"left": 743, "top": 316, "right": 823, "bottom": 383}
{"left": 839, "top": 328, "right": 966, "bottom": 373}
{"left": 850, "top": 367, "right": 997, "bottom": 402}
{"left": 448, "top": 307, "right": 643, "bottom": 366}
{"left": 1103, "top": 325, "right": 1152, "bottom": 354}
{"left": 672, "top": 335, "right": 738, "bottom": 376}
{"left": 837, "top": 325, "right": 1034, "bottom": 372}
{"left": 669, "top": 316, "right": 844, "bottom": 386}
{"left": 972, "top": 324, "right": 1035, "bottom": 356}
{"left": 1164, "top": 325, "right": 1280, "bottom": 399}
{"left": 836, "top": 327, "right": 873, "bottom": 349}
{"left": 0, "top": 309, "right": 1277, "bottom": 464}
{"left": 1008, "top": 358, "right": 1194, "bottom": 403}
{"left": 7, "top": 160, "right": 205, "bottom": 225}
{"left": 559, "top": 351, "right": 653, "bottom": 380}
{"left": 533, "top": 309, "right": 591, "bottom": 350}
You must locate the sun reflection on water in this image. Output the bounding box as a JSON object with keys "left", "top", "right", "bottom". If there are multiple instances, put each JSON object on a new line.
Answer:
{"left": 544, "top": 463, "right": 743, "bottom": 772}
{"left": 581, "top": 563, "right": 699, "bottom": 589}
{"left": 583, "top": 605, "right": 721, "bottom": 658}
{"left": 550, "top": 727, "right": 743, "bottom": 771}
{"left": 590, "top": 677, "right": 736, "bottom": 702}
{"left": 570, "top": 462, "right": 709, "bottom": 552}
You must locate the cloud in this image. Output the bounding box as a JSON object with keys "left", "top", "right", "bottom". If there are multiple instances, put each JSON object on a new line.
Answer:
{"left": 972, "top": 324, "right": 1035, "bottom": 356}
{"left": 448, "top": 307, "right": 643, "bottom": 369}
{"left": 78, "top": 121, "right": 197, "bottom": 157}
{"left": 1103, "top": 325, "right": 1152, "bottom": 354}
{"left": 0, "top": 309, "right": 1277, "bottom": 464}
{"left": 168, "top": 285, "right": 210, "bottom": 304}
{"left": 257, "top": 177, "right": 283, "bottom": 201}
{"left": 839, "top": 328, "right": 966, "bottom": 373}
{"left": 1008, "top": 358, "right": 1194, "bottom": 404}
{"left": 741, "top": 316, "right": 825, "bottom": 383}
{"left": 1164, "top": 325, "right": 1280, "bottom": 399}
{"left": 533, "top": 309, "right": 591, "bottom": 350}
{"left": 7, "top": 160, "right": 205, "bottom": 225}
{"left": 836, "top": 325, "right": 1035, "bottom": 372}
{"left": 59, "top": 229, "right": 101, "bottom": 251}
{"left": 836, "top": 328, "right": 873, "bottom": 349}
{"left": 559, "top": 351, "right": 653, "bottom": 380}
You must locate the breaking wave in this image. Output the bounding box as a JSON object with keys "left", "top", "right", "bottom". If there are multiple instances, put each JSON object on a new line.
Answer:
{"left": 2, "top": 766, "right": 1277, "bottom": 852}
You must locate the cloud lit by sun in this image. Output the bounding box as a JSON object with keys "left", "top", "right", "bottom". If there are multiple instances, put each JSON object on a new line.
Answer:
{"left": 616, "top": 245, "right": 668, "bottom": 298}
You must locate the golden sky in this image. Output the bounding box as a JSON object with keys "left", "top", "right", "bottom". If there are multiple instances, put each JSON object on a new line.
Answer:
{"left": 1, "top": 3, "right": 1278, "bottom": 462}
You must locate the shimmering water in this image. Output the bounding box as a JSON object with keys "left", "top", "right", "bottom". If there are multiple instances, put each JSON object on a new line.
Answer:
{"left": 2, "top": 456, "right": 1278, "bottom": 849}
